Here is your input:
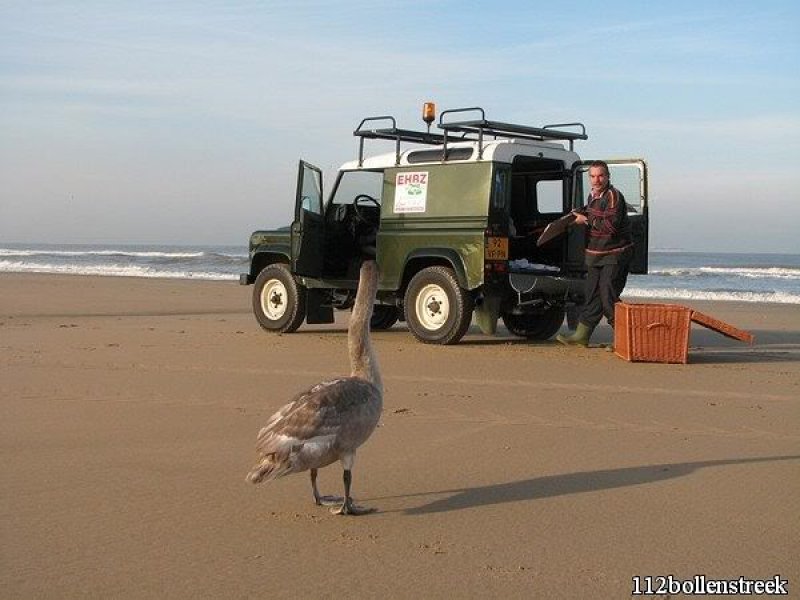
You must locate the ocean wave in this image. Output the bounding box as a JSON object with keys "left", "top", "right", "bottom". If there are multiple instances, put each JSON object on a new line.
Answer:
{"left": 649, "top": 266, "right": 800, "bottom": 280}
{"left": 0, "top": 248, "right": 206, "bottom": 259}
{"left": 0, "top": 260, "right": 236, "bottom": 281}
{"left": 2, "top": 245, "right": 797, "bottom": 303}
{"left": 624, "top": 286, "right": 800, "bottom": 305}
{"left": 208, "top": 251, "right": 248, "bottom": 259}
{"left": 204, "top": 252, "right": 249, "bottom": 264}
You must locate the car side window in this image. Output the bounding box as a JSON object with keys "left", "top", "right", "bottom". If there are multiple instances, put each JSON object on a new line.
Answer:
{"left": 608, "top": 164, "right": 644, "bottom": 213}
{"left": 331, "top": 170, "right": 384, "bottom": 205}
{"left": 492, "top": 168, "right": 509, "bottom": 209}
{"left": 299, "top": 166, "right": 323, "bottom": 215}
{"left": 536, "top": 179, "right": 564, "bottom": 214}
{"left": 576, "top": 163, "right": 645, "bottom": 213}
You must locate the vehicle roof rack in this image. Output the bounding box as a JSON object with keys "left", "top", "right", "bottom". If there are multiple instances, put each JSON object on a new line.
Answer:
{"left": 439, "top": 107, "right": 588, "bottom": 156}
{"left": 354, "top": 116, "right": 451, "bottom": 167}
{"left": 352, "top": 108, "right": 588, "bottom": 166}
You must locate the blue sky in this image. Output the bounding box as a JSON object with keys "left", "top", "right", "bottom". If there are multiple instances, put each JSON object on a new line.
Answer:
{"left": 1, "top": 0, "right": 798, "bottom": 251}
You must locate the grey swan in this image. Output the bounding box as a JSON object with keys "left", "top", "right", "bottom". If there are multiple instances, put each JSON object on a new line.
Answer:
{"left": 247, "top": 259, "right": 383, "bottom": 515}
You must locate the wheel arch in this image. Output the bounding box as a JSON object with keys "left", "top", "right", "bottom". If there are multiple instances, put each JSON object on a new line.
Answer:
{"left": 251, "top": 248, "right": 291, "bottom": 278}
{"left": 399, "top": 248, "right": 471, "bottom": 295}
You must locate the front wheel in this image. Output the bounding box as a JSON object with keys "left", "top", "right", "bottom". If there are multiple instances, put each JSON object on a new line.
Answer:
{"left": 252, "top": 264, "right": 306, "bottom": 333}
{"left": 404, "top": 266, "right": 474, "bottom": 345}
{"left": 501, "top": 303, "right": 565, "bottom": 340}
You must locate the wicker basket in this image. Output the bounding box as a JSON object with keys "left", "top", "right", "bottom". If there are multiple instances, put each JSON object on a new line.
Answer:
{"left": 614, "top": 302, "right": 755, "bottom": 364}
{"left": 689, "top": 310, "right": 755, "bottom": 344}
{"left": 614, "top": 303, "right": 692, "bottom": 364}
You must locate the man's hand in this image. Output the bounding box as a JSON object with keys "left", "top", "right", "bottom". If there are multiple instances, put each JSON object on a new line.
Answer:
{"left": 571, "top": 211, "right": 588, "bottom": 226}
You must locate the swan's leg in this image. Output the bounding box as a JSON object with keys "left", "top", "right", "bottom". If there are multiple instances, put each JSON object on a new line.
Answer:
{"left": 331, "top": 468, "right": 376, "bottom": 516}
{"left": 310, "top": 468, "right": 342, "bottom": 506}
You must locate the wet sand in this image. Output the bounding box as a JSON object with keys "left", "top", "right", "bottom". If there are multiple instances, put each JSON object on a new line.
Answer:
{"left": 2, "top": 273, "right": 798, "bottom": 598}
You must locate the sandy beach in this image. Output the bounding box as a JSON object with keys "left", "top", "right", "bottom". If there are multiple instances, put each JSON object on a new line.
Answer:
{"left": 2, "top": 273, "right": 798, "bottom": 598}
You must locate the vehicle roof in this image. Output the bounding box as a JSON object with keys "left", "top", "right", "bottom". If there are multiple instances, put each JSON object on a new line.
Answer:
{"left": 339, "top": 138, "right": 581, "bottom": 171}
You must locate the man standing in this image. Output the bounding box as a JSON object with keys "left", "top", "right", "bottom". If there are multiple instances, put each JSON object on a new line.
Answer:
{"left": 557, "top": 160, "right": 633, "bottom": 347}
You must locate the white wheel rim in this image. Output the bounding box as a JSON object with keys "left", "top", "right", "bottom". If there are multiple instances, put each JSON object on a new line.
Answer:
{"left": 261, "top": 279, "right": 288, "bottom": 321}
{"left": 415, "top": 283, "right": 450, "bottom": 331}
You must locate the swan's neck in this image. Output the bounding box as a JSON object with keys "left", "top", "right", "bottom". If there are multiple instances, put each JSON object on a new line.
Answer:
{"left": 349, "top": 261, "right": 382, "bottom": 393}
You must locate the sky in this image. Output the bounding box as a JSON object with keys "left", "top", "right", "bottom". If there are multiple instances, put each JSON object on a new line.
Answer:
{"left": 1, "top": 0, "right": 799, "bottom": 252}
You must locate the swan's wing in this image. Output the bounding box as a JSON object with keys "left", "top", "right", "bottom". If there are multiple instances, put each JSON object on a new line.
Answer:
{"left": 254, "top": 377, "right": 380, "bottom": 456}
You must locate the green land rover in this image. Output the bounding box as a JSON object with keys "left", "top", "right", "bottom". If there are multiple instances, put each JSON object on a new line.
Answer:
{"left": 240, "top": 106, "right": 649, "bottom": 345}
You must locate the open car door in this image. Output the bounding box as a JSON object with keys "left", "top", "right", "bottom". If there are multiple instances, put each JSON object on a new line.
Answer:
{"left": 291, "top": 160, "right": 325, "bottom": 277}
{"left": 571, "top": 159, "right": 649, "bottom": 274}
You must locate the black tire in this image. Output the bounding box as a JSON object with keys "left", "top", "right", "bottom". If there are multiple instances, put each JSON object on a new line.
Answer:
{"left": 502, "top": 303, "right": 565, "bottom": 340}
{"left": 252, "top": 264, "right": 306, "bottom": 333}
{"left": 370, "top": 305, "right": 399, "bottom": 330}
{"left": 404, "top": 266, "right": 474, "bottom": 345}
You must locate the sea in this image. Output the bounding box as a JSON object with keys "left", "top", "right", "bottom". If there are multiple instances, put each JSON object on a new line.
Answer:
{"left": 1, "top": 243, "right": 799, "bottom": 305}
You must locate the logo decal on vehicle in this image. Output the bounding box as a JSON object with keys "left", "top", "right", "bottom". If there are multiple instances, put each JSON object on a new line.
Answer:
{"left": 394, "top": 171, "right": 429, "bottom": 213}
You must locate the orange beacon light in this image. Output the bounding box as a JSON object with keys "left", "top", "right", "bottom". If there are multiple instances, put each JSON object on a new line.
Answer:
{"left": 422, "top": 102, "right": 436, "bottom": 131}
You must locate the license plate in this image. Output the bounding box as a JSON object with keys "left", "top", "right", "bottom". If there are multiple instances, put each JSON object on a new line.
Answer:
{"left": 485, "top": 236, "right": 509, "bottom": 260}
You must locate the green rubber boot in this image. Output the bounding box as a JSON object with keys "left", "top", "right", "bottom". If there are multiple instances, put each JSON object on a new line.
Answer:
{"left": 556, "top": 322, "right": 594, "bottom": 347}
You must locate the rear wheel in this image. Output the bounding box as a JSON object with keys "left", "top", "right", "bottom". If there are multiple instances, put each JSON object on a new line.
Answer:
{"left": 253, "top": 264, "right": 306, "bottom": 333}
{"left": 404, "top": 266, "right": 473, "bottom": 345}
{"left": 502, "top": 303, "right": 565, "bottom": 340}
{"left": 370, "top": 305, "right": 400, "bottom": 330}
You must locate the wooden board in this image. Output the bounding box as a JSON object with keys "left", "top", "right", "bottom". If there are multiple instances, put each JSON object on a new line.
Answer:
{"left": 536, "top": 213, "right": 577, "bottom": 247}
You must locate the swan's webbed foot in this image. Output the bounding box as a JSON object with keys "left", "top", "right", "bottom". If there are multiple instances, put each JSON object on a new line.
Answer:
{"left": 331, "top": 497, "right": 377, "bottom": 516}
{"left": 326, "top": 468, "right": 376, "bottom": 515}
{"left": 314, "top": 494, "right": 344, "bottom": 507}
